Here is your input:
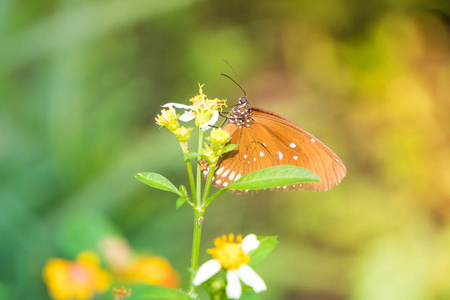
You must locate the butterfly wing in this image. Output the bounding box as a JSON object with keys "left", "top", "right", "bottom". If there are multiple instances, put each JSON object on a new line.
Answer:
{"left": 208, "top": 107, "right": 346, "bottom": 192}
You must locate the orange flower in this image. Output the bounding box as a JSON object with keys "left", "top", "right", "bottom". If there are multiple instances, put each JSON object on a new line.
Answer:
{"left": 118, "top": 255, "right": 179, "bottom": 288}
{"left": 43, "top": 251, "right": 111, "bottom": 300}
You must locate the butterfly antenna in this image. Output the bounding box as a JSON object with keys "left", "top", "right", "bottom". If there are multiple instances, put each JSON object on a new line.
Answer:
{"left": 221, "top": 59, "right": 247, "bottom": 96}
{"left": 220, "top": 73, "right": 247, "bottom": 97}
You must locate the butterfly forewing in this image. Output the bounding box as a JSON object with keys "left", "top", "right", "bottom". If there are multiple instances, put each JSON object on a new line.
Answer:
{"left": 203, "top": 97, "right": 346, "bottom": 193}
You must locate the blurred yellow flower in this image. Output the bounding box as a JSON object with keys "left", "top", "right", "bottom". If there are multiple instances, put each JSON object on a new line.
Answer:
{"left": 174, "top": 126, "right": 191, "bottom": 142}
{"left": 117, "top": 255, "right": 179, "bottom": 289}
{"left": 43, "top": 251, "right": 111, "bottom": 300}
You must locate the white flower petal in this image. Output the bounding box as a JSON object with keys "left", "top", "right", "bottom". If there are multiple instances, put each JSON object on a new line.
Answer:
{"left": 226, "top": 269, "right": 242, "bottom": 299}
{"left": 192, "top": 259, "right": 221, "bottom": 286}
{"left": 238, "top": 264, "right": 267, "bottom": 293}
{"left": 162, "top": 102, "right": 192, "bottom": 109}
{"left": 200, "top": 111, "right": 219, "bottom": 131}
{"left": 179, "top": 111, "right": 195, "bottom": 122}
{"left": 242, "top": 234, "right": 260, "bottom": 252}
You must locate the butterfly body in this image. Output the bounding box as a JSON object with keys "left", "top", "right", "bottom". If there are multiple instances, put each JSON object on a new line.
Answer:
{"left": 204, "top": 96, "right": 346, "bottom": 192}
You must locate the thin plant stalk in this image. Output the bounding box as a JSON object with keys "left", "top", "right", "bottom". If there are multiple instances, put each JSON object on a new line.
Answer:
{"left": 189, "top": 128, "right": 205, "bottom": 294}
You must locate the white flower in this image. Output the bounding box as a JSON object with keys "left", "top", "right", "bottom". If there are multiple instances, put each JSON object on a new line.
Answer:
{"left": 162, "top": 103, "right": 219, "bottom": 131}
{"left": 161, "top": 84, "right": 225, "bottom": 131}
{"left": 193, "top": 234, "right": 267, "bottom": 299}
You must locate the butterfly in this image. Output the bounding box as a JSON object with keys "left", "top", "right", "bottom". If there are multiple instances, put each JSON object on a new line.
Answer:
{"left": 202, "top": 95, "right": 347, "bottom": 192}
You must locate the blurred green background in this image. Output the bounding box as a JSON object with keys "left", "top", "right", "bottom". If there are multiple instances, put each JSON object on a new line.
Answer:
{"left": 1, "top": 0, "right": 450, "bottom": 299}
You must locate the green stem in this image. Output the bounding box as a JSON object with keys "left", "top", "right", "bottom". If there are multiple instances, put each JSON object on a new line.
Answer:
{"left": 196, "top": 129, "right": 204, "bottom": 205}
{"left": 185, "top": 159, "right": 196, "bottom": 203}
{"left": 204, "top": 188, "right": 228, "bottom": 208}
{"left": 189, "top": 128, "right": 205, "bottom": 295}
{"left": 189, "top": 208, "right": 204, "bottom": 294}
{"left": 202, "top": 164, "right": 216, "bottom": 204}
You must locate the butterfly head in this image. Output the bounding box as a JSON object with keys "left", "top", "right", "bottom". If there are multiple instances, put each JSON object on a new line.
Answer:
{"left": 238, "top": 96, "right": 248, "bottom": 105}
{"left": 228, "top": 96, "right": 253, "bottom": 128}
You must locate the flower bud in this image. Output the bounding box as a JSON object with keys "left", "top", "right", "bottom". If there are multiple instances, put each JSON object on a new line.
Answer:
{"left": 174, "top": 127, "right": 191, "bottom": 142}
{"left": 210, "top": 129, "right": 230, "bottom": 145}
{"left": 166, "top": 120, "right": 180, "bottom": 133}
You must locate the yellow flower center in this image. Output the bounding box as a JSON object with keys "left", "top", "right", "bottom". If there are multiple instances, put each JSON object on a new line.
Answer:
{"left": 189, "top": 84, "right": 226, "bottom": 126}
{"left": 207, "top": 234, "right": 250, "bottom": 270}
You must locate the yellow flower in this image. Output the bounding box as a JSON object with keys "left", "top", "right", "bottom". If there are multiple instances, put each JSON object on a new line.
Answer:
{"left": 189, "top": 83, "right": 225, "bottom": 112}
{"left": 43, "top": 251, "right": 111, "bottom": 300}
{"left": 193, "top": 234, "right": 266, "bottom": 299}
{"left": 174, "top": 126, "right": 191, "bottom": 142}
{"left": 162, "top": 84, "right": 226, "bottom": 131}
{"left": 117, "top": 255, "right": 180, "bottom": 289}
{"left": 210, "top": 128, "right": 230, "bottom": 145}
{"left": 155, "top": 107, "right": 179, "bottom": 132}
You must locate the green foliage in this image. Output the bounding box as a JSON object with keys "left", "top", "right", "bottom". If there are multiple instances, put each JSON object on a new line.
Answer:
{"left": 225, "top": 166, "right": 320, "bottom": 191}
{"left": 221, "top": 144, "right": 238, "bottom": 154}
{"left": 135, "top": 172, "right": 182, "bottom": 196}
{"left": 184, "top": 152, "right": 201, "bottom": 161}
{"left": 248, "top": 236, "right": 279, "bottom": 268}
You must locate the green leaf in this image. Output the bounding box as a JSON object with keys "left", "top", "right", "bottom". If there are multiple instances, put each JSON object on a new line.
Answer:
{"left": 184, "top": 152, "right": 201, "bottom": 161}
{"left": 222, "top": 143, "right": 238, "bottom": 154}
{"left": 225, "top": 165, "right": 320, "bottom": 191}
{"left": 176, "top": 196, "right": 187, "bottom": 209}
{"left": 179, "top": 185, "right": 188, "bottom": 197}
{"left": 248, "top": 236, "right": 279, "bottom": 268}
{"left": 134, "top": 172, "right": 181, "bottom": 196}
{"left": 124, "top": 284, "right": 192, "bottom": 300}
{"left": 240, "top": 290, "right": 262, "bottom": 300}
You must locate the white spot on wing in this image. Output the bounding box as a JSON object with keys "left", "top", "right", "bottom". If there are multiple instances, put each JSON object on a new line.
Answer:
{"left": 235, "top": 173, "right": 241, "bottom": 181}
{"left": 259, "top": 151, "right": 264, "bottom": 157}
{"left": 221, "top": 169, "right": 230, "bottom": 178}
{"left": 253, "top": 158, "right": 256, "bottom": 162}
{"left": 216, "top": 180, "right": 221, "bottom": 185}
{"left": 311, "top": 138, "right": 315, "bottom": 143}
{"left": 278, "top": 151, "right": 283, "bottom": 160}
{"left": 229, "top": 171, "right": 235, "bottom": 181}
{"left": 223, "top": 182, "right": 228, "bottom": 187}
{"left": 243, "top": 154, "right": 247, "bottom": 159}
{"left": 216, "top": 167, "right": 224, "bottom": 175}
{"left": 293, "top": 156, "right": 298, "bottom": 160}
{"left": 290, "top": 143, "right": 297, "bottom": 148}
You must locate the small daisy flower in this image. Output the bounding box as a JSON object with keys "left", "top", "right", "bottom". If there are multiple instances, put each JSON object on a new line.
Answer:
{"left": 193, "top": 234, "right": 267, "bottom": 299}
{"left": 162, "top": 84, "right": 226, "bottom": 131}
